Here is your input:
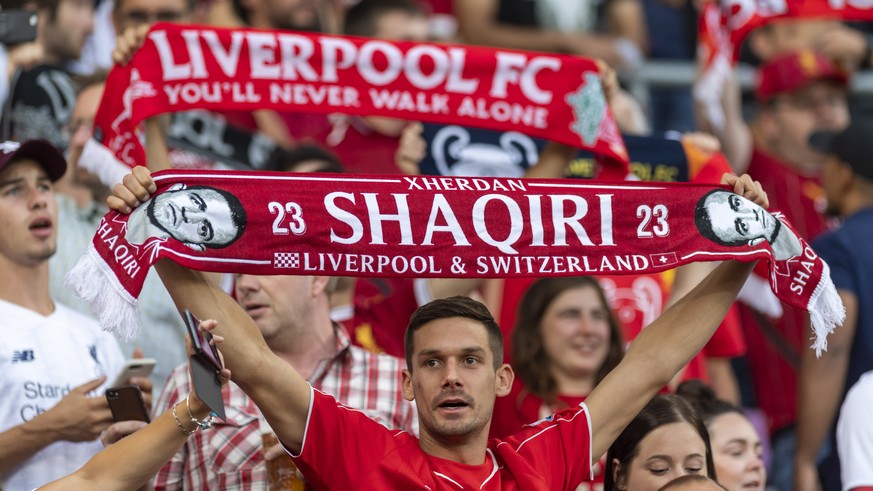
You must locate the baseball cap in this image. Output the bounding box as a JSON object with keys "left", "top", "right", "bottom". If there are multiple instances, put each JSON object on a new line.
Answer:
{"left": 809, "top": 119, "right": 873, "bottom": 181}
{"left": 756, "top": 50, "right": 849, "bottom": 102}
{"left": 0, "top": 140, "right": 67, "bottom": 182}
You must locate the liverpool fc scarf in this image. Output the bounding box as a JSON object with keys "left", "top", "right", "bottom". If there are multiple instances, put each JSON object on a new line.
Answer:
{"left": 721, "top": 0, "right": 873, "bottom": 60}
{"left": 67, "top": 170, "right": 843, "bottom": 356}
{"left": 89, "top": 22, "right": 628, "bottom": 179}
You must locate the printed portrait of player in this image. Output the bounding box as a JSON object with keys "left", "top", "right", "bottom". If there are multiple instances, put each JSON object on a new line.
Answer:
{"left": 695, "top": 189, "right": 802, "bottom": 261}
{"left": 125, "top": 183, "right": 246, "bottom": 251}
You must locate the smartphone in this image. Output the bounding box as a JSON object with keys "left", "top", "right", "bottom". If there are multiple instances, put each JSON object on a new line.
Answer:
{"left": 105, "top": 386, "right": 151, "bottom": 423}
{"left": 0, "top": 10, "right": 38, "bottom": 45}
{"left": 110, "top": 358, "right": 156, "bottom": 389}
{"left": 184, "top": 309, "right": 223, "bottom": 372}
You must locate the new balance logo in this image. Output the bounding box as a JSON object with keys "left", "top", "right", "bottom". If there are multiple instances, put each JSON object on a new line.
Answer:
{"left": 12, "top": 350, "right": 35, "bottom": 363}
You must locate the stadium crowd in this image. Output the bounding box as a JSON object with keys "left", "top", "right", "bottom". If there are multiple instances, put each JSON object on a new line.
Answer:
{"left": 0, "top": 0, "right": 872, "bottom": 490}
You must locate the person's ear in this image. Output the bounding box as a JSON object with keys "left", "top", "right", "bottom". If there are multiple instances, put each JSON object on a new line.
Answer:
{"left": 838, "top": 161, "right": 856, "bottom": 193}
{"left": 311, "top": 276, "right": 330, "bottom": 297}
{"left": 495, "top": 364, "right": 514, "bottom": 397}
{"left": 612, "top": 459, "right": 627, "bottom": 490}
{"left": 185, "top": 243, "right": 206, "bottom": 252}
{"left": 401, "top": 368, "right": 415, "bottom": 402}
{"left": 748, "top": 237, "right": 766, "bottom": 247}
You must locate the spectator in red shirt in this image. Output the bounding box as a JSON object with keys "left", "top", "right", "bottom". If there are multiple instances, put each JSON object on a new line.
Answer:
{"left": 491, "top": 276, "right": 624, "bottom": 439}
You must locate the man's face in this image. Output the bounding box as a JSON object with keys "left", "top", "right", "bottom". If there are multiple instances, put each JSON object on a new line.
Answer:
{"left": 234, "top": 274, "right": 314, "bottom": 343}
{"left": 402, "top": 318, "right": 511, "bottom": 442}
{"left": 147, "top": 187, "right": 239, "bottom": 247}
{"left": 41, "top": 0, "right": 94, "bottom": 62}
{"left": 763, "top": 82, "right": 849, "bottom": 168}
{"left": 113, "top": 0, "right": 190, "bottom": 32}
{"left": 0, "top": 160, "right": 58, "bottom": 267}
{"left": 374, "top": 11, "right": 429, "bottom": 41}
{"left": 704, "top": 192, "right": 778, "bottom": 246}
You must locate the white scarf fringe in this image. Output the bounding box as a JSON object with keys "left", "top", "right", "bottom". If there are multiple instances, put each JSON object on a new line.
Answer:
{"left": 807, "top": 262, "right": 846, "bottom": 358}
{"left": 64, "top": 244, "right": 141, "bottom": 341}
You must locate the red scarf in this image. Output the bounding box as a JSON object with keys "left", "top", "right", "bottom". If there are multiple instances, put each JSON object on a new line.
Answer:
{"left": 90, "top": 23, "right": 628, "bottom": 176}
{"left": 67, "top": 170, "right": 842, "bottom": 356}
{"left": 721, "top": 0, "right": 873, "bottom": 60}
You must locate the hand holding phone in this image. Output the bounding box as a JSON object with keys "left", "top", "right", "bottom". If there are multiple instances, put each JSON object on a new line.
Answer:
{"left": 0, "top": 10, "right": 38, "bottom": 45}
{"left": 182, "top": 310, "right": 227, "bottom": 421}
{"left": 184, "top": 310, "right": 223, "bottom": 371}
{"left": 110, "top": 358, "right": 156, "bottom": 389}
{"left": 105, "top": 386, "right": 151, "bottom": 423}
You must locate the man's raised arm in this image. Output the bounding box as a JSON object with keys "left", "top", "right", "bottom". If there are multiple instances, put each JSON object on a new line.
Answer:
{"left": 584, "top": 173, "right": 762, "bottom": 463}
{"left": 108, "top": 167, "right": 312, "bottom": 453}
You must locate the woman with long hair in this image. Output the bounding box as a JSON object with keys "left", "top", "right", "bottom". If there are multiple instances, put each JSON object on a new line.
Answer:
{"left": 490, "top": 276, "right": 625, "bottom": 438}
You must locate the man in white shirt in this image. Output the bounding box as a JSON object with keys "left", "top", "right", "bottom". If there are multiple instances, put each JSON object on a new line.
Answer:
{"left": 0, "top": 139, "right": 135, "bottom": 490}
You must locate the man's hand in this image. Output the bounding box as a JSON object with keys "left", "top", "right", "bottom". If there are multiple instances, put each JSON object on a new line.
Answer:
{"left": 39, "top": 377, "right": 115, "bottom": 442}
{"left": 721, "top": 173, "right": 768, "bottom": 209}
{"left": 6, "top": 41, "right": 44, "bottom": 76}
{"left": 113, "top": 24, "right": 151, "bottom": 66}
{"left": 815, "top": 26, "right": 868, "bottom": 71}
{"left": 108, "top": 166, "right": 157, "bottom": 214}
{"left": 100, "top": 420, "right": 148, "bottom": 447}
{"left": 594, "top": 60, "right": 619, "bottom": 105}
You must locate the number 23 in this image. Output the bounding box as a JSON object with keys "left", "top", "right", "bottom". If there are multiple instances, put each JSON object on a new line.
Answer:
{"left": 269, "top": 201, "right": 306, "bottom": 235}
{"left": 637, "top": 204, "right": 669, "bottom": 238}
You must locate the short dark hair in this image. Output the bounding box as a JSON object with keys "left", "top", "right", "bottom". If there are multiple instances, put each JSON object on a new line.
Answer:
{"left": 186, "top": 185, "right": 247, "bottom": 248}
{"left": 343, "top": 0, "right": 425, "bottom": 37}
{"left": 404, "top": 296, "right": 503, "bottom": 371}
{"left": 605, "top": 395, "right": 717, "bottom": 490}
{"left": 695, "top": 189, "right": 745, "bottom": 247}
{"left": 267, "top": 144, "right": 346, "bottom": 173}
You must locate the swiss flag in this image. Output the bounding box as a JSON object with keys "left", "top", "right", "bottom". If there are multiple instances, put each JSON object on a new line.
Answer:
{"left": 650, "top": 252, "right": 679, "bottom": 267}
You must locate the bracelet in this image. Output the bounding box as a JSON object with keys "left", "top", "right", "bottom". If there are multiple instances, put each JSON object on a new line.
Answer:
{"left": 185, "top": 392, "right": 217, "bottom": 430}
{"left": 172, "top": 401, "right": 197, "bottom": 436}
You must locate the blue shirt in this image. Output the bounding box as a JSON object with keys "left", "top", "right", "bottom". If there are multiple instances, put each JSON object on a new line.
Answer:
{"left": 812, "top": 207, "right": 873, "bottom": 394}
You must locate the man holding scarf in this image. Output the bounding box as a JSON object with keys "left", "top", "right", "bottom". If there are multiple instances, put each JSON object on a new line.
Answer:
{"left": 105, "top": 166, "right": 766, "bottom": 489}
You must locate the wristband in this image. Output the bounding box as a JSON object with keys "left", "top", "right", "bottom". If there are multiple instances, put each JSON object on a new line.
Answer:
{"left": 185, "top": 391, "right": 217, "bottom": 430}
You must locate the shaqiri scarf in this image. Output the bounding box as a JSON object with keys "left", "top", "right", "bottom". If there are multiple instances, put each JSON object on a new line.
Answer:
{"left": 86, "top": 22, "right": 628, "bottom": 180}
{"left": 67, "top": 170, "right": 843, "bottom": 356}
